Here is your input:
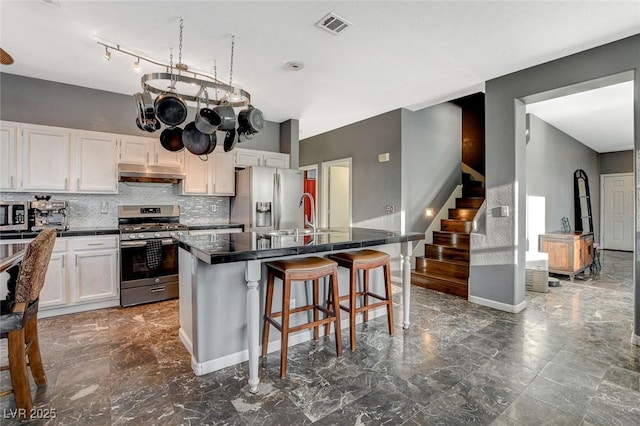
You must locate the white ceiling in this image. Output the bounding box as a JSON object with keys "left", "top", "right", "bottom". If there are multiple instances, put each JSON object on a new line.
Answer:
{"left": 526, "top": 81, "right": 635, "bottom": 153}
{"left": 0, "top": 1, "right": 639, "bottom": 139}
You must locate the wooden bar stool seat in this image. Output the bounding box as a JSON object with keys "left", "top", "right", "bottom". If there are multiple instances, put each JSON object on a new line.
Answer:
{"left": 328, "top": 249, "right": 394, "bottom": 351}
{"left": 262, "top": 257, "right": 342, "bottom": 378}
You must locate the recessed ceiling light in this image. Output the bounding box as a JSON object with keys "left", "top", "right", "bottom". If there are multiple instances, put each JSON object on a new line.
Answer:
{"left": 285, "top": 61, "right": 304, "bottom": 71}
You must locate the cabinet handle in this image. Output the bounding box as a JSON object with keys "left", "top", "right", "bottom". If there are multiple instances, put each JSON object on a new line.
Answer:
{"left": 65, "top": 178, "right": 68, "bottom": 189}
{"left": 61, "top": 256, "right": 65, "bottom": 268}
{"left": 150, "top": 286, "right": 166, "bottom": 292}
{"left": 206, "top": 183, "right": 209, "bottom": 193}
{"left": 155, "top": 152, "right": 158, "bottom": 163}
{"left": 77, "top": 178, "right": 80, "bottom": 189}
{"left": 75, "top": 254, "right": 78, "bottom": 266}
{"left": 87, "top": 243, "right": 104, "bottom": 246}
{"left": 10, "top": 176, "right": 14, "bottom": 188}
{"left": 147, "top": 152, "right": 150, "bottom": 163}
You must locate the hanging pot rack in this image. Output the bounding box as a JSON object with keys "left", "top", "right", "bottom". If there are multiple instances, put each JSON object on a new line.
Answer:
{"left": 96, "top": 35, "right": 251, "bottom": 107}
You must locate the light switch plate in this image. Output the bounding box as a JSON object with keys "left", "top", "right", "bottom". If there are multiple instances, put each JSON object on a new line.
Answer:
{"left": 101, "top": 201, "right": 108, "bottom": 214}
{"left": 500, "top": 206, "right": 509, "bottom": 217}
{"left": 385, "top": 204, "right": 395, "bottom": 214}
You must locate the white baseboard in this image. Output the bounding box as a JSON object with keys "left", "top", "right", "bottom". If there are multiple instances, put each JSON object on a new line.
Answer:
{"left": 469, "top": 295, "right": 527, "bottom": 313}
{"left": 39, "top": 298, "right": 120, "bottom": 318}
{"left": 632, "top": 333, "right": 640, "bottom": 346}
{"left": 178, "top": 327, "right": 193, "bottom": 355}
{"left": 188, "top": 307, "right": 387, "bottom": 376}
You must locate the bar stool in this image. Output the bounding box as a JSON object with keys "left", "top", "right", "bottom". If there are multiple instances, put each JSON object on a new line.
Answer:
{"left": 327, "top": 250, "right": 394, "bottom": 351}
{"left": 262, "top": 257, "right": 343, "bottom": 378}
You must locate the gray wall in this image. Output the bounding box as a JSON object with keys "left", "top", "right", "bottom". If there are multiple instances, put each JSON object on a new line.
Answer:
{"left": 600, "top": 150, "right": 633, "bottom": 174}
{"left": 526, "top": 113, "right": 600, "bottom": 240}
{"left": 401, "top": 104, "right": 462, "bottom": 234}
{"left": 0, "top": 72, "right": 281, "bottom": 152}
{"left": 300, "top": 110, "right": 403, "bottom": 231}
{"left": 470, "top": 34, "right": 639, "bottom": 341}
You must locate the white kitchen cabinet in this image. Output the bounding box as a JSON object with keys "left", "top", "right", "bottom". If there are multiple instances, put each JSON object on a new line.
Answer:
{"left": 119, "top": 134, "right": 184, "bottom": 168}
{"left": 234, "top": 147, "right": 289, "bottom": 169}
{"left": 0, "top": 121, "right": 19, "bottom": 191}
{"left": 71, "top": 236, "right": 119, "bottom": 304}
{"left": 39, "top": 239, "right": 69, "bottom": 309}
{"left": 181, "top": 146, "right": 235, "bottom": 196}
{"left": 20, "top": 124, "right": 72, "bottom": 192}
{"left": 74, "top": 131, "right": 119, "bottom": 193}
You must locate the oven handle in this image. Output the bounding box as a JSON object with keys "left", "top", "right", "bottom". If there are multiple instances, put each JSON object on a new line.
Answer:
{"left": 120, "top": 239, "right": 177, "bottom": 248}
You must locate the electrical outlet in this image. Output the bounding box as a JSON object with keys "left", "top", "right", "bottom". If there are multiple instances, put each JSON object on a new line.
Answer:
{"left": 212, "top": 204, "right": 217, "bottom": 212}
{"left": 290, "top": 299, "right": 295, "bottom": 309}
{"left": 385, "top": 204, "right": 394, "bottom": 214}
{"left": 100, "top": 201, "right": 108, "bottom": 214}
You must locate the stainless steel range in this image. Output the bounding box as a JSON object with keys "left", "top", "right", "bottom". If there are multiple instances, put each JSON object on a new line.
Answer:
{"left": 118, "top": 205, "right": 187, "bottom": 307}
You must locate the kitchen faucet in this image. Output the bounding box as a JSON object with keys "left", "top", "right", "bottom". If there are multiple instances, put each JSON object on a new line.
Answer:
{"left": 299, "top": 193, "right": 317, "bottom": 234}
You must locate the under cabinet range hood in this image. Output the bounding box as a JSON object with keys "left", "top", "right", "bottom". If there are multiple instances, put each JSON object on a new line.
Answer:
{"left": 118, "top": 163, "right": 185, "bottom": 184}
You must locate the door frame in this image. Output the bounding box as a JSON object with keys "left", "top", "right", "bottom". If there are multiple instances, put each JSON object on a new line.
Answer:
{"left": 299, "top": 164, "right": 318, "bottom": 227}
{"left": 320, "top": 157, "right": 352, "bottom": 229}
{"left": 600, "top": 172, "right": 634, "bottom": 250}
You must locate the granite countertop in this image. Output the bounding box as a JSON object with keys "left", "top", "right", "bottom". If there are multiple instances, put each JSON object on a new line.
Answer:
{"left": 0, "top": 223, "right": 244, "bottom": 240}
{"left": 184, "top": 222, "right": 244, "bottom": 231}
{"left": 177, "top": 227, "right": 424, "bottom": 265}
{"left": 0, "top": 227, "right": 119, "bottom": 239}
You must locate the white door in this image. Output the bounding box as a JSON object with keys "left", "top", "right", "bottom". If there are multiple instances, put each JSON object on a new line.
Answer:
{"left": 40, "top": 252, "right": 68, "bottom": 308}
{"left": 602, "top": 173, "right": 634, "bottom": 251}
{"left": 182, "top": 152, "right": 210, "bottom": 194}
{"left": 74, "top": 249, "right": 118, "bottom": 303}
{"left": 212, "top": 148, "right": 235, "bottom": 195}
{"left": 0, "top": 121, "right": 18, "bottom": 190}
{"left": 21, "top": 125, "right": 72, "bottom": 191}
{"left": 328, "top": 164, "right": 350, "bottom": 228}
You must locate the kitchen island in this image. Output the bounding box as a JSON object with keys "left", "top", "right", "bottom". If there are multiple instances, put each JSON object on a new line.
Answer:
{"left": 176, "top": 227, "right": 422, "bottom": 392}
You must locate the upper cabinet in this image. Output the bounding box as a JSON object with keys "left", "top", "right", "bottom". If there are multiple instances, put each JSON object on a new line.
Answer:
{"left": 181, "top": 146, "right": 235, "bottom": 196}
{"left": 0, "top": 121, "right": 19, "bottom": 191}
{"left": 119, "top": 135, "right": 184, "bottom": 168}
{"left": 75, "top": 131, "right": 119, "bottom": 193}
{"left": 234, "top": 147, "right": 289, "bottom": 169}
{"left": 21, "top": 124, "right": 73, "bottom": 192}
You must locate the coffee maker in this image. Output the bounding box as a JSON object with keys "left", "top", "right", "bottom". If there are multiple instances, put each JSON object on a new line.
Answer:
{"left": 30, "top": 198, "right": 69, "bottom": 231}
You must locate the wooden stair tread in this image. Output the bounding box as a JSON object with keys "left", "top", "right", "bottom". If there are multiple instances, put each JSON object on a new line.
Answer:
{"left": 415, "top": 256, "right": 469, "bottom": 267}
{"left": 411, "top": 269, "right": 468, "bottom": 286}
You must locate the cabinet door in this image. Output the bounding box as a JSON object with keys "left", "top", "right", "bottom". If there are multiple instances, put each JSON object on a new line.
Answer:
{"left": 154, "top": 144, "right": 184, "bottom": 168}
{"left": 212, "top": 148, "right": 235, "bottom": 195}
{"left": 263, "top": 152, "right": 289, "bottom": 169}
{"left": 21, "top": 125, "right": 72, "bottom": 191}
{"left": 74, "top": 249, "right": 118, "bottom": 303}
{"left": 75, "top": 132, "right": 118, "bottom": 193}
{"left": 234, "top": 148, "right": 261, "bottom": 167}
{"left": 182, "top": 152, "right": 210, "bottom": 194}
{"left": 0, "top": 121, "right": 19, "bottom": 190}
{"left": 40, "top": 252, "right": 68, "bottom": 308}
{"left": 120, "top": 135, "right": 151, "bottom": 164}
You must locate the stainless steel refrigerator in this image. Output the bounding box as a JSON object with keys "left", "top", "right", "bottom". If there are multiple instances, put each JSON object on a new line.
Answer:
{"left": 231, "top": 166, "right": 303, "bottom": 232}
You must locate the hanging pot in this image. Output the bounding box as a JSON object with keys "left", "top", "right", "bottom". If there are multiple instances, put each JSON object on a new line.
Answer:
{"left": 183, "top": 121, "right": 214, "bottom": 156}
{"left": 214, "top": 105, "right": 236, "bottom": 131}
{"left": 160, "top": 126, "right": 184, "bottom": 152}
{"left": 205, "top": 131, "right": 217, "bottom": 155}
{"left": 223, "top": 129, "right": 237, "bottom": 152}
{"left": 134, "top": 91, "right": 159, "bottom": 132}
{"left": 195, "top": 89, "right": 221, "bottom": 135}
{"left": 238, "top": 105, "right": 264, "bottom": 134}
{"left": 155, "top": 91, "right": 188, "bottom": 127}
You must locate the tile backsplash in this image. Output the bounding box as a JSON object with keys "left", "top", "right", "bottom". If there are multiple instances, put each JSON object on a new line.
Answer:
{"left": 1, "top": 182, "right": 230, "bottom": 228}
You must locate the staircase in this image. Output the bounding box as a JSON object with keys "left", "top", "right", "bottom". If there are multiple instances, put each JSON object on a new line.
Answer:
{"left": 411, "top": 173, "right": 485, "bottom": 298}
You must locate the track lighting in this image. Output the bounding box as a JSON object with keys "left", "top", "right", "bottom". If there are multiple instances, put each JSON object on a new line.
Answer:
{"left": 103, "top": 46, "right": 111, "bottom": 61}
{"left": 133, "top": 57, "right": 140, "bottom": 72}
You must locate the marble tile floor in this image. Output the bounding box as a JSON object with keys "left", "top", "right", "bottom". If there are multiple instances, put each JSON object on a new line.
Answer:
{"left": 1, "top": 250, "right": 638, "bottom": 425}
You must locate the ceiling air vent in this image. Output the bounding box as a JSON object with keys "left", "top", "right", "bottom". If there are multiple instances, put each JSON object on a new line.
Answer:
{"left": 316, "top": 13, "right": 352, "bottom": 35}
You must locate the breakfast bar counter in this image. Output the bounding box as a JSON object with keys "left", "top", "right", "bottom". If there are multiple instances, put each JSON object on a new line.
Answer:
{"left": 176, "top": 227, "right": 422, "bottom": 392}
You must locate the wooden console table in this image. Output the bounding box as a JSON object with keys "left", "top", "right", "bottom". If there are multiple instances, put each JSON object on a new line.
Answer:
{"left": 539, "top": 231, "right": 594, "bottom": 281}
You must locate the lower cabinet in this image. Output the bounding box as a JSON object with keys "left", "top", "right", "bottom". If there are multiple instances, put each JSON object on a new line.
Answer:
{"left": 4, "top": 235, "right": 120, "bottom": 316}
{"left": 72, "top": 237, "right": 119, "bottom": 303}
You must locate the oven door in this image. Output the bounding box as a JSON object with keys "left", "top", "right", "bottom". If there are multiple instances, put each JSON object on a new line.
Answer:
{"left": 119, "top": 238, "right": 179, "bottom": 306}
